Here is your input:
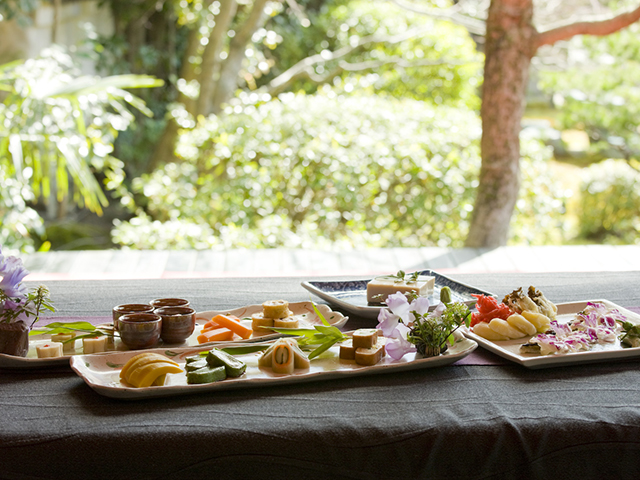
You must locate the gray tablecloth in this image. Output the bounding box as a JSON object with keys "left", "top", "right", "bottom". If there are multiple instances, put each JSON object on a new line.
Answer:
{"left": 3, "top": 272, "right": 640, "bottom": 480}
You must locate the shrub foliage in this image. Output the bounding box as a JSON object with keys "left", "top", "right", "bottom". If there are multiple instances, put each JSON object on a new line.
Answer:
{"left": 112, "top": 91, "right": 568, "bottom": 249}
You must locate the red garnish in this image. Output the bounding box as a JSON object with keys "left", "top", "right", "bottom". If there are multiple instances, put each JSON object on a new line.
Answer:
{"left": 470, "top": 294, "right": 513, "bottom": 327}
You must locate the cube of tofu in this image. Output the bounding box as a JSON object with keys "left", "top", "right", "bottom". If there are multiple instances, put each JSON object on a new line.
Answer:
{"left": 83, "top": 336, "right": 107, "bottom": 354}
{"left": 51, "top": 333, "right": 76, "bottom": 353}
{"left": 366, "top": 275, "right": 435, "bottom": 304}
{"left": 36, "top": 342, "right": 64, "bottom": 358}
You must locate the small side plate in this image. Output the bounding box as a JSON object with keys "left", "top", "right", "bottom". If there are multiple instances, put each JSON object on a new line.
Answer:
{"left": 463, "top": 300, "right": 640, "bottom": 369}
{"left": 302, "top": 270, "right": 494, "bottom": 319}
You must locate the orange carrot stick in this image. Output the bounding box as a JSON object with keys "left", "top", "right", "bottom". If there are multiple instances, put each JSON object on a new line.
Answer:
{"left": 197, "top": 327, "right": 234, "bottom": 344}
{"left": 201, "top": 319, "right": 221, "bottom": 332}
{"left": 210, "top": 314, "right": 252, "bottom": 340}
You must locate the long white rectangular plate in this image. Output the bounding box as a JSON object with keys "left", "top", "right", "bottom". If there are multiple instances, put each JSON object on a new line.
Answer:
{"left": 302, "top": 270, "right": 494, "bottom": 319}
{"left": 70, "top": 335, "right": 478, "bottom": 400}
{"left": 0, "top": 302, "right": 347, "bottom": 369}
{"left": 463, "top": 300, "right": 640, "bottom": 369}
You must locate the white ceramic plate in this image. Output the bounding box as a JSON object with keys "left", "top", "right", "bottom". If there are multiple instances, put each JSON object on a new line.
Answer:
{"left": 463, "top": 299, "right": 640, "bottom": 369}
{"left": 302, "top": 270, "right": 494, "bottom": 319}
{"left": 0, "top": 302, "right": 347, "bottom": 370}
{"left": 70, "top": 335, "right": 478, "bottom": 400}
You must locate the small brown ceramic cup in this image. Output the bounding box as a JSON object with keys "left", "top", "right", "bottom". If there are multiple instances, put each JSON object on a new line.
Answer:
{"left": 113, "top": 304, "right": 155, "bottom": 330}
{"left": 150, "top": 298, "right": 190, "bottom": 310}
{"left": 117, "top": 313, "right": 162, "bottom": 349}
{"left": 155, "top": 306, "right": 196, "bottom": 344}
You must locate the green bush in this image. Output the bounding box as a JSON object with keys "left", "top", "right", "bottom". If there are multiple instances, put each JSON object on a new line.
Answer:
{"left": 112, "top": 91, "right": 568, "bottom": 249}
{"left": 576, "top": 159, "right": 640, "bottom": 244}
{"left": 0, "top": 171, "right": 44, "bottom": 254}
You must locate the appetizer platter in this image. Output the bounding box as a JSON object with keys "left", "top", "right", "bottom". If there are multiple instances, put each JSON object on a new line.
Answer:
{"left": 463, "top": 288, "right": 640, "bottom": 369}
{"left": 70, "top": 332, "right": 478, "bottom": 400}
{"left": 302, "top": 269, "right": 494, "bottom": 319}
{"left": 0, "top": 301, "right": 347, "bottom": 369}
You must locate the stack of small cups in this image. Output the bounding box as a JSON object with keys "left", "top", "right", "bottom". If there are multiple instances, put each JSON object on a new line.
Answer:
{"left": 113, "top": 298, "right": 196, "bottom": 349}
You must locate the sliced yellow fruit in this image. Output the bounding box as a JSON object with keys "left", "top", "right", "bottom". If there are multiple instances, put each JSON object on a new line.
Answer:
{"left": 120, "top": 352, "right": 178, "bottom": 380}
{"left": 472, "top": 322, "right": 509, "bottom": 341}
{"left": 506, "top": 314, "right": 537, "bottom": 336}
{"left": 489, "top": 318, "right": 527, "bottom": 339}
{"left": 521, "top": 310, "right": 551, "bottom": 333}
{"left": 127, "top": 361, "right": 183, "bottom": 388}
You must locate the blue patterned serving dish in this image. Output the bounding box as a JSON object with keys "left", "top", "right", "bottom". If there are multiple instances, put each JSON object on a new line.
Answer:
{"left": 301, "top": 270, "right": 494, "bottom": 319}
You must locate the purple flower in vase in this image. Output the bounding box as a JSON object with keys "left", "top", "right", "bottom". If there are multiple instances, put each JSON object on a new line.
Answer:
{"left": 0, "top": 251, "right": 30, "bottom": 299}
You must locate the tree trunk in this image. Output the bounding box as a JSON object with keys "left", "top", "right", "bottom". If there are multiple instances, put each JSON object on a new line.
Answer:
{"left": 465, "top": 0, "right": 536, "bottom": 247}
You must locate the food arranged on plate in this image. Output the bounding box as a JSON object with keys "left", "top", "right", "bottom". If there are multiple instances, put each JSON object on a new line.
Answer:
{"left": 4, "top": 298, "right": 347, "bottom": 370}
{"left": 468, "top": 287, "right": 639, "bottom": 358}
{"left": 470, "top": 287, "right": 555, "bottom": 342}
{"left": 258, "top": 338, "right": 311, "bottom": 373}
{"left": 366, "top": 271, "right": 435, "bottom": 304}
{"left": 120, "top": 352, "right": 183, "bottom": 388}
{"left": 92, "top": 296, "right": 478, "bottom": 394}
{"left": 186, "top": 348, "right": 247, "bottom": 384}
{"left": 301, "top": 269, "right": 494, "bottom": 319}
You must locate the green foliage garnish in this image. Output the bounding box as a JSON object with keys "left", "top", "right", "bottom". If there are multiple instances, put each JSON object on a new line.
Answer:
{"left": 1, "top": 285, "right": 55, "bottom": 327}
{"left": 221, "top": 345, "right": 270, "bottom": 355}
{"left": 377, "top": 270, "right": 421, "bottom": 284}
{"left": 407, "top": 302, "right": 471, "bottom": 357}
{"left": 30, "top": 321, "right": 96, "bottom": 336}
{"left": 619, "top": 321, "right": 640, "bottom": 348}
{"left": 268, "top": 325, "right": 348, "bottom": 360}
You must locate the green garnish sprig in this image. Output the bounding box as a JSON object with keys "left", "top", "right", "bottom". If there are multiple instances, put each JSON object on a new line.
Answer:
{"left": 619, "top": 320, "right": 640, "bottom": 348}
{"left": 407, "top": 302, "right": 471, "bottom": 357}
{"left": 30, "top": 321, "right": 112, "bottom": 343}
{"left": 376, "top": 270, "right": 421, "bottom": 284}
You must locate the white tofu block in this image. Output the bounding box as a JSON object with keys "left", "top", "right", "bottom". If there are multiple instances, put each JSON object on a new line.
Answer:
{"left": 51, "top": 333, "right": 76, "bottom": 353}
{"left": 83, "top": 336, "right": 107, "bottom": 354}
{"left": 36, "top": 342, "right": 64, "bottom": 358}
{"left": 366, "top": 275, "right": 435, "bottom": 303}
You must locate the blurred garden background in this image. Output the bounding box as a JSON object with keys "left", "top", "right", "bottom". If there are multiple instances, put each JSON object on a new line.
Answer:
{"left": 2, "top": 0, "right": 640, "bottom": 256}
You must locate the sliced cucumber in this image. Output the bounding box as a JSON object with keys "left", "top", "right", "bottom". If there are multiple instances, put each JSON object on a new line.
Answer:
{"left": 186, "top": 365, "right": 227, "bottom": 384}
{"left": 184, "top": 359, "right": 208, "bottom": 372}
{"left": 206, "top": 348, "right": 247, "bottom": 377}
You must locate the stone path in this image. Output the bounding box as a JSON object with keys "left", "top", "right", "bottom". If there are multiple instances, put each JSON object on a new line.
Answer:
{"left": 21, "top": 245, "right": 640, "bottom": 281}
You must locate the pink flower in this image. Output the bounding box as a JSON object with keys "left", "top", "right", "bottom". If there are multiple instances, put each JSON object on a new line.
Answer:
{"left": 385, "top": 324, "right": 414, "bottom": 360}
{"left": 377, "top": 293, "right": 433, "bottom": 361}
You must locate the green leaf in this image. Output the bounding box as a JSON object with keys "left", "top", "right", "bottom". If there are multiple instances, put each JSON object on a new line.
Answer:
{"left": 314, "top": 325, "right": 345, "bottom": 339}
{"left": 164, "top": 350, "right": 178, "bottom": 356}
{"left": 311, "top": 302, "right": 330, "bottom": 327}
{"left": 308, "top": 337, "right": 339, "bottom": 360}
{"left": 106, "top": 362, "right": 123, "bottom": 368}
{"left": 30, "top": 321, "right": 97, "bottom": 336}
{"left": 221, "top": 345, "right": 269, "bottom": 355}
{"left": 267, "top": 327, "right": 318, "bottom": 337}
